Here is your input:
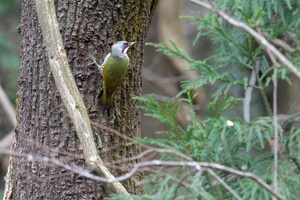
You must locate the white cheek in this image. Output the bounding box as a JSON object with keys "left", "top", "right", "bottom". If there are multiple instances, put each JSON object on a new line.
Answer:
{"left": 123, "top": 47, "right": 129, "bottom": 54}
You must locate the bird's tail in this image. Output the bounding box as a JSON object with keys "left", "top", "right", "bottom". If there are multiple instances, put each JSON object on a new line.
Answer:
{"left": 100, "top": 90, "right": 114, "bottom": 108}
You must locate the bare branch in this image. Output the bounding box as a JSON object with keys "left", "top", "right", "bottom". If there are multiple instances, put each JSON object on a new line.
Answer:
{"left": 0, "top": 85, "right": 16, "bottom": 149}
{"left": 0, "top": 131, "right": 14, "bottom": 149}
{"left": 263, "top": 32, "right": 295, "bottom": 53}
{"left": 35, "top": 0, "right": 127, "bottom": 194}
{"left": 0, "top": 85, "right": 16, "bottom": 126}
{"left": 190, "top": 0, "right": 300, "bottom": 79}
{"left": 1, "top": 150, "right": 109, "bottom": 182}
{"left": 0, "top": 148, "right": 285, "bottom": 200}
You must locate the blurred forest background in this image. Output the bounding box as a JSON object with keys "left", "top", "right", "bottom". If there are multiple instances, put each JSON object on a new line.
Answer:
{"left": 1, "top": 0, "right": 300, "bottom": 199}
{"left": 0, "top": 0, "right": 20, "bottom": 197}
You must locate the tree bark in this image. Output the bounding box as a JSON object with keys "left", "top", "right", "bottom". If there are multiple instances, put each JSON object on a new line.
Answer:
{"left": 4, "top": 0, "right": 158, "bottom": 199}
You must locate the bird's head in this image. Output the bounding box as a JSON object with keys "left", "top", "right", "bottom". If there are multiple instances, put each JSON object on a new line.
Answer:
{"left": 110, "top": 41, "right": 135, "bottom": 56}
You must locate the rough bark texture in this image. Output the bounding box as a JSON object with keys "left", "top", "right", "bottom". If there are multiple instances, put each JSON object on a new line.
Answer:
{"left": 4, "top": 0, "right": 158, "bottom": 199}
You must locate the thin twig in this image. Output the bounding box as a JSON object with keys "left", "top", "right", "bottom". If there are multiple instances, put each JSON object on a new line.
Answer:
{"left": 198, "top": 162, "right": 284, "bottom": 200}
{"left": 273, "top": 69, "right": 279, "bottom": 200}
{"left": 108, "top": 148, "right": 193, "bottom": 165}
{"left": 172, "top": 169, "right": 198, "bottom": 199}
{"left": 189, "top": 0, "right": 300, "bottom": 79}
{"left": 206, "top": 169, "right": 242, "bottom": 200}
{"left": 253, "top": 60, "right": 273, "bottom": 115}
{"left": 265, "top": 46, "right": 280, "bottom": 199}
{"left": 143, "top": 168, "right": 211, "bottom": 199}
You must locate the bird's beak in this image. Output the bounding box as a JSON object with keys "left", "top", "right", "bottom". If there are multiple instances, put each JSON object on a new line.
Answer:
{"left": 129, "top": 42, "right": 136, "bottom": 46}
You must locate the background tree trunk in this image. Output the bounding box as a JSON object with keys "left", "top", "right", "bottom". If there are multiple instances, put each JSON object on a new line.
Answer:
{"left": 4, "top": 0, "right": 158, "bottom": 199}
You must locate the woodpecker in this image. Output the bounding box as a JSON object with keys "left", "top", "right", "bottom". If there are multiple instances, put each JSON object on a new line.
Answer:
{"left": 91, "top": 41, "right": 135, "bottom": 108}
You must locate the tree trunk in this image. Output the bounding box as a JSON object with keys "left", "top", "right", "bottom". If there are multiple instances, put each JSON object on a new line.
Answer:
{"left": 4, "top": 0, "right": 158, "bottom": 199}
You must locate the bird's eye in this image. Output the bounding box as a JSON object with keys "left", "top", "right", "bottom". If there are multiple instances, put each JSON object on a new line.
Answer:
{"left": 123, "top": 42, "right": 128, "bottom": 46}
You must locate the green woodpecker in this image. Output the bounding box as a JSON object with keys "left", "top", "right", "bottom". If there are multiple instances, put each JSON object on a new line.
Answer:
{"left": 92, "top": 41, "right": 135, "bottom": 107}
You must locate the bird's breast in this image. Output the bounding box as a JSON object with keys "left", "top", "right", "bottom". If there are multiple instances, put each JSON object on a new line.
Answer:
{"left": 105, "top": 57, "right": 129, "bottom": 79}
{"left": 103, "top": 56, "right": 129, "bottom": 94}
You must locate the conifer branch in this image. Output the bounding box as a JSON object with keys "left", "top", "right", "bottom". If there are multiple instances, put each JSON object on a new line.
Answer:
{"left": 190, "top": 0, "right": 300, "bottom": 79}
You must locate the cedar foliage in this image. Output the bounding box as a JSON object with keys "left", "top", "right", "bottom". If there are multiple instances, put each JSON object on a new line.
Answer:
{"left": 113, "top": 1, "right": 300, "bottom": 199}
